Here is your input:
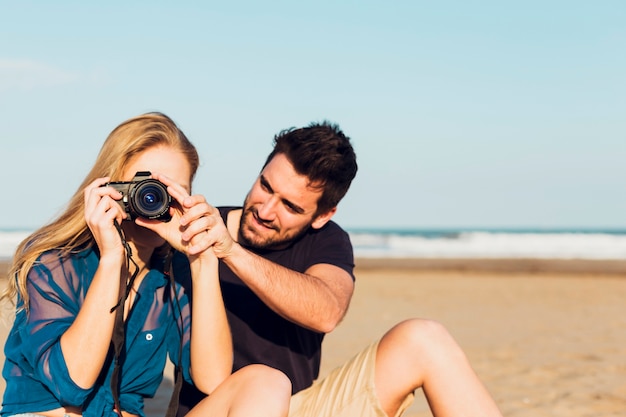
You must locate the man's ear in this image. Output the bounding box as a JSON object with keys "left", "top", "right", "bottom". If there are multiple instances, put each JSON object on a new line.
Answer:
{"left": 311, "top": 207, "right": 337, "bottom": 229}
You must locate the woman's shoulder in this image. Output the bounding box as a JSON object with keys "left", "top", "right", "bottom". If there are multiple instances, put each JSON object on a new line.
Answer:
{"left": 33, "top": 246, "right": 99, "bottom": 274}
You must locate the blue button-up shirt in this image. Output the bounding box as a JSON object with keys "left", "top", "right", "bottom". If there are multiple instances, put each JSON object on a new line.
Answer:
{"left": 1, "top": 248, "right": 192, "bottom": 417}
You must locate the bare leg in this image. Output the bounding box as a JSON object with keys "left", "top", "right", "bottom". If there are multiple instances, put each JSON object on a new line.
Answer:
{"left": 187, "top": 364, "right": 291, "bottom": 417}
{"left": 375, "top": 319, "right": 502, "bottom": 417}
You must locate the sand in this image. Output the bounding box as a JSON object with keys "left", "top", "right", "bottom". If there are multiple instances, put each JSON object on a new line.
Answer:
{"left": 1, "top": 258, "right": 625, "bottom": 416}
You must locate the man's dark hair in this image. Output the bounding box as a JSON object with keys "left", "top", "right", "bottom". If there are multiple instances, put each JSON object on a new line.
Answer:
{"left": 263, "top": 121, "right": 358, "bottom": 215}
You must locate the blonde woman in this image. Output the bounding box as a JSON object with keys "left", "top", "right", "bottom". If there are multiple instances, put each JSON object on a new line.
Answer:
{"left": 1, "top": 113, "right": 291, "bottom": 417}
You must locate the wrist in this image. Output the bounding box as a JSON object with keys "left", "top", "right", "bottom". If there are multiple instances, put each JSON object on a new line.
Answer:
{"left": 220, "top": 241, "right": 246, "bottom": 269}
{"left": 98, "top": 251, "right": 125, "bottom": 268}
{"left": 189, "top": 250, "right": 219, "bottom": 271}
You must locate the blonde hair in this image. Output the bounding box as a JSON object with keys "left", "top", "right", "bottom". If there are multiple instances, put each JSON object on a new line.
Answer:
{"left": 1, "top": 112, "right": 199, "bottom": 311}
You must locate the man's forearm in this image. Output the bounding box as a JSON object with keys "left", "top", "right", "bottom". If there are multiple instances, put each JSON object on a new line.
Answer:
{"left": 222, "top": 243, "right": 354, "bottom": 333}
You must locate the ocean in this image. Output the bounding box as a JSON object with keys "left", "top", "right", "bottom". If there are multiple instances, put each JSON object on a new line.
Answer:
{"left": 348, "top": 228, "right": 626, "bottom": 260}
{"left": 2, "top": 228, "right": 626, "bottom": 261}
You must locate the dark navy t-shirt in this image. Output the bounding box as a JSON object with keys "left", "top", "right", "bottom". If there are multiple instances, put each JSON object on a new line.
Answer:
{"left": 177, "top": 206, "right": 355, "bottom": 414}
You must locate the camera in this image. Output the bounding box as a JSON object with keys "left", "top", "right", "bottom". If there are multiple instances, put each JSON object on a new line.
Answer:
{"left": 105, "top": 171, "right": 172, "bottom": 222}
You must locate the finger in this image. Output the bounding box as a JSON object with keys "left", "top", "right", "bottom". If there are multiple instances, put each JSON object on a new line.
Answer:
{"left": 134, "top": 216, "right": 165, "bottom": 236}
{"left": 168, "top": 183, "right": 190, "bottom": 205}
{"left": 186, "top": 229, "right": 213, "bottom": 256}
{"left": 85, "top": 183, "right": 122, "bottom": 219}
{"left": 181, "top": 193, "right": 208, "bottom": 208}
{"left": 152, "top": 173, "right": 190, "bottom": 202}
{"left": 179, "top": 199, "right": 213, "bottom": 228}
{"left": 83, "top": 177, "right": 110, "bottom": 207}
{"left": 89, "top": 177, "right": 111, "bottom": 189}
{"left": 180, "top": 215, "right": 213, "bottom": 243}
{"left": 89, "top": 194, "right": 125, "bottom": 227}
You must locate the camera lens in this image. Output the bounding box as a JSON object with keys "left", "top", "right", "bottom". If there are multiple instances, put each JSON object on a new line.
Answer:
{"left": 129, "top": 179, "right": 171, "bottom": 220}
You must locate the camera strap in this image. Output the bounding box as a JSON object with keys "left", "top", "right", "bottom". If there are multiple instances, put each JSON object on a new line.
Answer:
{"left": 109, "top": 222, "right": 184, "bottom": 417}
{"left": 110, "top": 220, "right": 140, "bottom": 417}
{"left": 163, "top": 250, "right": 184, "bottom": 417}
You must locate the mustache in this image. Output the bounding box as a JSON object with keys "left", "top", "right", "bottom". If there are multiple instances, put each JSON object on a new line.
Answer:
{"left": 246, "top": 206, "right": 279, "bottom": 231}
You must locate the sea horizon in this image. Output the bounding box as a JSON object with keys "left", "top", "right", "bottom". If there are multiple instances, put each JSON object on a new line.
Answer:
{"left": 2, "top": 226, "right": 626, "bottom": 261}
{"left": 347, "top": 227, "right": 626, "bottom": 260}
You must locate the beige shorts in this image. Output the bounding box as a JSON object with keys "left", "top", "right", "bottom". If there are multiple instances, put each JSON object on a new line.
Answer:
{"left": 289, "top": 341, "right": 414, "bottom": 417}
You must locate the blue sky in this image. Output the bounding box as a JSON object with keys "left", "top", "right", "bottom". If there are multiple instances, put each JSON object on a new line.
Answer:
{"left": 1, "top": 1, "right": 625, "bottom": 230}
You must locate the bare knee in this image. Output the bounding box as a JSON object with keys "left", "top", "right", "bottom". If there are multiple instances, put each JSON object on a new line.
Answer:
{"left": 190, "top": 365, "right": 291, "bottom": 417}
{"left": 379, "top": 319, "right": 467, "bottom": 371}
{"left": 235, "top": 364, "right": 292, "bottom": 400}
{"left": 236, "top": 363, "right": 292, "bottom": 390}
{"left": 374, "top": 319, "right": 460, "bottom": 414}
{"left": 390, "top": 318, "right": 456, "bottom": 344}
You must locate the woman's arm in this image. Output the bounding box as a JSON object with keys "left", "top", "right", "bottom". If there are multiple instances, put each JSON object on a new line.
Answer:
{"left": 187, "top": 250, "right": 232, "bottom": 393}
{"left": 140, "top": 174, "right": 233, "bottom": 393}
{"left": 60, "top": 177, "right": 127, "bottom": 388}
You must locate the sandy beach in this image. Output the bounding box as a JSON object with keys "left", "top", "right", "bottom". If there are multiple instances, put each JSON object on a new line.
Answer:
{"left": 1, "top": 258, "right": 625, "bottom": 416}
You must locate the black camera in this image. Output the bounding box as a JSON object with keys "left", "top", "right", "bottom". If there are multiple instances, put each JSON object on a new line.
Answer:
{"left": 105, "top": 171, "right": 172, "bottom": 222}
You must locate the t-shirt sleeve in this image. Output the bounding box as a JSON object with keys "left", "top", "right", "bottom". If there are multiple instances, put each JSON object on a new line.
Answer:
{"left": 301, "top": 221, "right": 355, "bottom": 280}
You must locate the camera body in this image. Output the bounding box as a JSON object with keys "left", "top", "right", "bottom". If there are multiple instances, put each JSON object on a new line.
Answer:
{"left": 106, "top": 171, "right": 172, "bottom": 222}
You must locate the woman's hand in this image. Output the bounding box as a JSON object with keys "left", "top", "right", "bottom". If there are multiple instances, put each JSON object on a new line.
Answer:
{"left": 137, "top": 173, "right": 221, "bottom": 262}
{"left": 83, "top": 177, "right": 127, "bottom": 260}
{"left": 64, "top": 177, "right": 128, "bottom": 388}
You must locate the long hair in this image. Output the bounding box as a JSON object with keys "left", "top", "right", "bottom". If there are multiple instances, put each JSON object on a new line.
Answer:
{"left": 1, "top": 112, "right": 199, "bottom": 311}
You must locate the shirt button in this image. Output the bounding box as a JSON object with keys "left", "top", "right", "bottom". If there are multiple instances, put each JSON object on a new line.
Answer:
{"left": 146, "top": 333, "right": 153, "bottom": 341}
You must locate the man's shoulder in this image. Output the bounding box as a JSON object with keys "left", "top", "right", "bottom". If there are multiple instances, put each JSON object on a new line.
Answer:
{"left": 217, "top": 206, "right": 241, "bottom": 218}
{"left": 313, "top": 219, "right": 349, "bottom": 237}
{"left": 297, "top": 220, "right": 352, "bottom": 255}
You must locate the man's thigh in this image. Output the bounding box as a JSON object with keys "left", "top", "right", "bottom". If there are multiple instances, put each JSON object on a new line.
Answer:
{"left": 289, "top": 341, "right": 414, "bottom": 417}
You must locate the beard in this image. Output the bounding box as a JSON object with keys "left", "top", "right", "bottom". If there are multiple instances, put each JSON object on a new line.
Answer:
{"left": 238, "top": 204, "right": 312, "bottom": 250}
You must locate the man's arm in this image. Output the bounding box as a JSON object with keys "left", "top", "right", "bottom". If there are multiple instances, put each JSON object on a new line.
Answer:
{"left": 222, "top": 243, "right": 354, "bottom": 333}
{"left": 185, "top": 205, "right": 355, "bottom": 333}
